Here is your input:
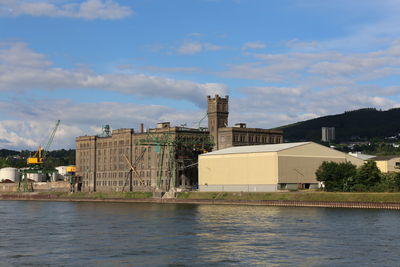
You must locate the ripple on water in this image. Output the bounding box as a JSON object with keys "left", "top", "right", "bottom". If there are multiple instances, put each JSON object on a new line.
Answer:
{"left": 0, "top": 201, "right": 400, "bottom": 266}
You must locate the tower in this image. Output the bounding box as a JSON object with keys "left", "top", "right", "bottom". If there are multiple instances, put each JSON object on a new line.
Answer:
{"left": 207, "top": 95, "right": 229, "bottom": 150}
{"left": 322, "top": 127, "right": 335, "bottom": 142}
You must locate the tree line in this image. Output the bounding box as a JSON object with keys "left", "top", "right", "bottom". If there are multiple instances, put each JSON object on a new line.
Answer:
{"left": 0, "top": 149, "right": 75, "bottom": 169}
{"left": 316, "top": 161, "right": 400, "bottom": 192}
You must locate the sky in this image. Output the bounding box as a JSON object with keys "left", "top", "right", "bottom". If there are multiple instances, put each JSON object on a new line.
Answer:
{"left": 1, "top": 0, "right": 400, "bottom": 150}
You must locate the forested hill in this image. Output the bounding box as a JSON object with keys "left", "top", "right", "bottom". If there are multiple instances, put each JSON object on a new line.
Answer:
{"left": 278, "top": 108, "right": 400, "bottom": 142}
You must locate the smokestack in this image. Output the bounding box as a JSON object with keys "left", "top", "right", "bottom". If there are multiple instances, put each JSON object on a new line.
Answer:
{"left": 140, "top": 123, "right": 144, "bottom": 133}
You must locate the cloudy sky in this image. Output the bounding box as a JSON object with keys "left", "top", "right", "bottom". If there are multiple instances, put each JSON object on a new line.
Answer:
{"left": 1, "top": 0, "right": 400, "bottom": 150}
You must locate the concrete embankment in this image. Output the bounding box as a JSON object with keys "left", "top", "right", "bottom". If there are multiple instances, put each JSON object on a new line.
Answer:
{"left": 2, "top": 192, "right": 400, "bottom": 210}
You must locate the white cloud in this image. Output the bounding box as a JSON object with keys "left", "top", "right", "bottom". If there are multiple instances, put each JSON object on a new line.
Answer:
{"left": 176, "top": 41, "right": 225, "bottom": 55}
{"left": 0, "top": 42, "right": 228, "bottom": 107}
{"left": 227, "top": 84, "right": 400, "bottom": 130}
{"left": 242, "top": 41, "right": 266, "bottom": 50}
{"left": 220, "top": 40, "right": 400, "bottom": 85}
{"left": 0, "top": 99, "right": 208, "bottom": 150}
{"left": 0, "top": 0, "right": 133, "bottom": 20}
{"left": 0, "top": 42, "right": 228, "bottom": 150}
{"left": 285, "top": 39, "right": 319, "bottom": 50}
{"left": 177, "top": 41, "right": 203, "bottom": 55}
{"left": 140, "top": 66, "right": 202, "bottom": 74}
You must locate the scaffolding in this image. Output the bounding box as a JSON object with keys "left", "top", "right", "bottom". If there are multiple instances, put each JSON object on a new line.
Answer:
{"left": 121, "top": 148, "right": 147, "bottom": 192}
{"left": 135, "top": 130, "right": 213, "bottom": 191}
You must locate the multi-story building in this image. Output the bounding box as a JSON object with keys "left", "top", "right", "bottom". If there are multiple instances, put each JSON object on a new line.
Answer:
{"left": 207, "top": 95, "right": 283, "bottom": 150}
{"left": 76, "top": 95, "right": 284, "bottom": 192}
{"left": 321, "top": 127, "right": 335, "bottom": 142}
{"left": 76, "top": 124, "right": 212, "bottom": 192}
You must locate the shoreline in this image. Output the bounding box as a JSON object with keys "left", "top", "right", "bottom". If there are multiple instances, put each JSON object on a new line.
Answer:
{"left": 2, "top": 192, "right": 400, "bottom": 210}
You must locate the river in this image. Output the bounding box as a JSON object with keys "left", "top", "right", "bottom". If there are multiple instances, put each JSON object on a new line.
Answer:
{"left": 0, "top": 201, "right": 399, "bottom": 266}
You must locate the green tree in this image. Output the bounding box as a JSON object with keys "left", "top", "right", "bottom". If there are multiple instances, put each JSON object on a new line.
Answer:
{"left": 315, "top": 161, "right": 357, "bottom": 191}
{"left": 376, "top": 172, "right": 400, "bottom": 192}
{"left": 353, "top": 160, "right": 381, "bottom": 190}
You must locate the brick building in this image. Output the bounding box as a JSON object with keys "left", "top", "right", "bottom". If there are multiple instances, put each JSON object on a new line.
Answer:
{"left": 76, "top": 124, "right": 212, "bottom": 192}
{"left": 76, "top": 95, "right": 283, "bottom": 192}
{"left": 207, "top": 95, "right": 283, "bottom": 150}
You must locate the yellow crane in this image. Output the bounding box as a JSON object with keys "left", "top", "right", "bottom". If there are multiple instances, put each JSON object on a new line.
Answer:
{"left": 27, "top": 120, "right": 60, "bottom": 165}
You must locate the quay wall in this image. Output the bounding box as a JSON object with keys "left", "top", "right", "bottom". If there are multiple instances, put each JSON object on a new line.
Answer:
{"left": 0, "top": 182, "right": 70, "bottom": 193}
{"left": 1, "top": 192, "right": 400, "bottom": 210}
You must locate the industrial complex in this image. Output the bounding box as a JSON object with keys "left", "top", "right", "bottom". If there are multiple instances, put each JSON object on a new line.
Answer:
{"left": 75, "top": 95, "right": 284, "bottom": 192}
{"left": 1, "top": 95, "right": 400, "bottom": 194}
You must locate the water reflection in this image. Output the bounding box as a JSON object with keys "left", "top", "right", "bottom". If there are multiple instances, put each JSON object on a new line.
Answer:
{"left": 0, "top": 201, "right": 399, "bottom": 266}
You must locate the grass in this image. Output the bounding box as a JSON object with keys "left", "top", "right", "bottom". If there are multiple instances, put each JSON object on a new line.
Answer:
{"left": 35, "top": 191, "right": 154, "bottom": 199}
{"left": 4, "top": 191, "right": 400, "bottom": 203}
{"left": 176, "top": 191, "right": 400, "bottom": 203}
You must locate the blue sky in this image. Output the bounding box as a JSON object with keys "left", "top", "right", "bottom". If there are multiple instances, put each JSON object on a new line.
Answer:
{"left": 1, "top": 0, "right": 400, "bottom": 150}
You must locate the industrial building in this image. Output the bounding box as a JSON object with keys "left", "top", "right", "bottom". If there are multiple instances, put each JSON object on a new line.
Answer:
{"left": 198, "top": 142, "right": 364, "bottom": 192}
{"left": 207, "top": 95, "right": 283, "bottom": 150}
{"left": 348, "top": 153, "right": 400, "bottom": 173}
{"left": 76, "top": 95, "right": 284, "bottom": 192}
{"left": 76, "top": 124, "right": 213, "bottom": 192}
{"left": 374, "top": 156, "right": 400, "bottom": 173}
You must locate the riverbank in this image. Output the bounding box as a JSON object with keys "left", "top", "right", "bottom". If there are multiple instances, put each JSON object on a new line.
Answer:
{"left": 2, "top": 191, "right": 400, "bottom": 209}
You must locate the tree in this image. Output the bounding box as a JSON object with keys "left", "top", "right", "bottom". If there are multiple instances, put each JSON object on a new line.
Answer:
{"left": 353, "top": 160, "right": 381, "bottom": 190}
{"left": 315, "top": 161, "right": 357, "bottom": 192}
{"left": 378, "top": 172, "right": 400, "bottom": 192}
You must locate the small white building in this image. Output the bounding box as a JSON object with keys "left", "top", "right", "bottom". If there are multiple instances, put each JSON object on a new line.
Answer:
{"left": 55, "top": 166, "right": 68, "bottom": 181}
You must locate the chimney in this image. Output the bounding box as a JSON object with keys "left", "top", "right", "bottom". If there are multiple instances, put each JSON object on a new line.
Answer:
{"left": 140, "top": 123, "right": 144, "bottom": 133}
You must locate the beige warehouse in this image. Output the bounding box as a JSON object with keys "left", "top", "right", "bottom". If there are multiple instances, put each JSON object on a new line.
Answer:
{"left": 198, "top": 142, "right": 364, "bottom": 192}
{"left": 374, "top": 156, "right": 400, "bottom": 173}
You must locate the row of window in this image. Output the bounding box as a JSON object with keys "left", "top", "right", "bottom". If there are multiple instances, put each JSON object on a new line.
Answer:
{"left": 232, "top": 135, "right": 281, "bottom": 143}
{"left": 94, "top": 170, "right": 171, "bottom": 179}
{"left": 81, "top": 179, "right": 171, "bottom": 189}
{"left": 79, "top": 139, "right": 131, "bottom": 150}
{"left": 94, "top": 179, "right": 154, "bottom": 187}
{"left": 97, "top": 147, "right": 130, "bottom": 156}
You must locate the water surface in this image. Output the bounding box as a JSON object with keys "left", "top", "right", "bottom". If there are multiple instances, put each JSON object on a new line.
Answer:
{"left": 0, "top": 201, "right": 399, "bottom": 266}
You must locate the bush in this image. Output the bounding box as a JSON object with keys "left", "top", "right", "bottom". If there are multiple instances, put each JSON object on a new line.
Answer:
{"left": 316, "top": 161, "right": 357, "bottom": 191}
{"left": 379, "top": 172, "right": 400, "bottom": 192}
{"left": 354, "top": 160, "right": 381, "bottom": 188}
{"left": 315, "top": 160, "right": 400, "bottom": 192}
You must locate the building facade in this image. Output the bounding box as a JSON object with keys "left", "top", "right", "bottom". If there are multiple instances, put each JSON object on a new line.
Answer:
{"left": 199, "top": 142, "right": 364, "bottom": 192}
{"left": 374, "top": 156, "right": 400, "bottom": 173}
{"left": 76, "top": 95, "right": 285, "bottom": 192}
{"left": 76, "top": 124, "right": 212, "bottom": 192}
{"left": 207, "top": 95, "right": 283, "bottom": 150}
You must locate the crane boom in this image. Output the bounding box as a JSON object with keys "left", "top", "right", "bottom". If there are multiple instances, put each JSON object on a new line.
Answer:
{"left": 43, "top": 120, "right": 60, "bottom": 159}
{"left": 27, "top": 120, "right": 60, "bottom": 165}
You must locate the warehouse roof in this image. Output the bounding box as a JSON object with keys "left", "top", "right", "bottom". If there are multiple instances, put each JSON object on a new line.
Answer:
{"left": 373, "top": 155, "right": 400, "bottom": 161}
{"left": 202, "top": 142, "right": 311, "bottom": 156}
{"left": 348, "top": 152, "right": 376, "bottom": 161}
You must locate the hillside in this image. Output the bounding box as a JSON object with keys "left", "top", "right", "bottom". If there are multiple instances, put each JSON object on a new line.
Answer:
{"left": 278, "top": 108, "right": 400, "bottom": 142}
